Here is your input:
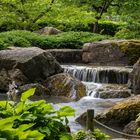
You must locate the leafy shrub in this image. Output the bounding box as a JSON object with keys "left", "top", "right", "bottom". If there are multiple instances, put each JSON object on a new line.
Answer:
{"left": 0, "top": 88, "right": 75, "bottom": 140}
{"left": 97, "top": 21, "right": 121, "bottom": 36}
{"left": 115, "top": 28, "right": 140, "bottom": 39}
{"left": 0, "top": 39, "right": 7, "bottom": 49}
{"left": 72, "top": 129, "right": 110, "bottom": 140}
{"left": 0, "top": 30, "right": 109, "bottom": 50}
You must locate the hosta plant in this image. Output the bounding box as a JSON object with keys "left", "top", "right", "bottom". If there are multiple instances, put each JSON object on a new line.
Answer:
{"left": 0, "top": 88, "right": 75, "bottom": 140}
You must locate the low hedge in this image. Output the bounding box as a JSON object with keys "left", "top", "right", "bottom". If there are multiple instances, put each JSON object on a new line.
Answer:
{"left": 0, "top": 30, "right": 109, "bottom": 50}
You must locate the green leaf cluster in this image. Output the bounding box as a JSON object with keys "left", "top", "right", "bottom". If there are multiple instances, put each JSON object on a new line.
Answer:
{"left": 0, "top": 0, "right": 57, "bottom": 31}
{"left": 0, "top": 88, "right": 75, "bottom": 140}
{"left": 72, "top": 129, "right": 110, "bottom": 140}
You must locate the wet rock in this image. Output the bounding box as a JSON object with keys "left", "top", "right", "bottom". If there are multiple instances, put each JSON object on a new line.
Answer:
{"left": 96, "top": 95, "right": 140, "bottom": 126}
{"left": 83, "top": 40, "right": 140, "bottom": 65}
{"left": 130, "top": 59, "right": 140, "bottom": 94}
{"left": 95, "top": 90, "right": 131, "bottom": 99}
{"left": 123, "top": 121, "right": 139, "bottom": 135}
{"left": 46, "top": 73, "right": 86, "bottom": 101}
{"left": 94, "top": 84, "right": 131, "bottom": 99}
{"left": 75, "top": 112, "right": 87, "bottom": 126}
{"left": 36, "top": 27, "right": 62, "bottom": 35}
{"left": 47, "top": 49, "right": 83, "bottom": 63}
{"left": 0, "top": 47, "right": 63, "bottom": 91}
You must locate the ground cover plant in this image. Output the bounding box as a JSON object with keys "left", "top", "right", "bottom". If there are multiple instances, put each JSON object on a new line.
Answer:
{"left": 0, "top": 30, "right": 109, "bottom": 50}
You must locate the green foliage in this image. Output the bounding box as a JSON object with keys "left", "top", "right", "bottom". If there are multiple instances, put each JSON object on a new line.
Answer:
{"left": 115, "top": 21, "right": 140, "bottom": 39}
{"left": 0, "top": 30, "right": 109, "bottom": 50}
{"left": 97, "top": 21, "right": 122, "bottom": 36}
{"left": 0, "top": 88, "right": 75, "bottom": 140}
{"left": 38, "top": 4, "right": 94, "bottom": 32}
{"left": 72, "top": 129, "right": 110, "bottom": 140}
{"left": 93, "top": 129, "right": 110, "bottom": 140}
{"left": 136, "top": 113, "right": 140, "bottom": 134}
{"left": 0, "top": 0, "right": 57, "bottom": 31}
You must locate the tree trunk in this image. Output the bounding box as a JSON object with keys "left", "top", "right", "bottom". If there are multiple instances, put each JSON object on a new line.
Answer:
{"left": 93, "top": 21, "right": 99, "bottom": 33}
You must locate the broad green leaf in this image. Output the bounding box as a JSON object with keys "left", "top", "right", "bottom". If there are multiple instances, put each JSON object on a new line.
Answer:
{"left": 39, "top": 103, "right": 54, "bottom": 114}
{"left": 15, "top": 102, "right": 24, "bottom": 114}
{"left": 20, "top": 112, "right": 37, "bottom": 121}
{"left": 21, "top": 88, "right": 36, "bottom": 102}
{"left": 57, "top": 106, "right": 75, "bottom": 117}
{"left": 16, "top": 123, "right": 35, "bottom": 132}
{"left": 0, "top": 116, "right": 19, "bottom": 127}
{"left": 59, "top": 133, "right": 72, "bottom": 140}
{"left": 0, "top": 116, "right": 19, "bottom": 131}
{"left": 26, "top": 130, "right": 45, "bottom": 140}
{"left": 0, "top": 101, "right": 14, "bottom": 109}
{"left": 24, "top": 100, "right": 46, "bottom": 111}
{"left": 39, "top": 126, "right": 51, "bottom": 136}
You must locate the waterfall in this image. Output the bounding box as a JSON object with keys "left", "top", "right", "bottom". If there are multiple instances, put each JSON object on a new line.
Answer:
{"left": 62, "top": 65, "right": 132, "bottom": 84}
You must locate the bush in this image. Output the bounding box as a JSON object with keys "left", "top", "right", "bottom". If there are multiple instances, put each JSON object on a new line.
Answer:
{"left": 0, "top": 40, "right": 7, "bottom": 49}
{"left": 97, "top": 21, "right": 121, "bottom": 36}
{"left": 72, "top": 129, "right": 110, "bottom": 140}
{"left": 115, "top": 28, "right": 140, "bottom": 39}
{"left": 0, "top": 30, "right": 109, "bottom": 50}
{"left": 0, "top": 88, "right": 75, "bottom": 140}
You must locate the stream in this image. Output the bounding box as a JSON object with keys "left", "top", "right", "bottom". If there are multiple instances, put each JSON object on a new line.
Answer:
{"left": 59, "top": 64, "right": 132, "bottom": 138}
{"left": 0, "top": 64, "right": 133, "bottom": 138}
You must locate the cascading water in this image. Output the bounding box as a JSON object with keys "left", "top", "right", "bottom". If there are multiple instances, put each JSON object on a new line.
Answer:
{"left": 62, "top": 65, "right": 132, "bottom": 98}
{"left": 61, "top": 65, "right": 132, "bottom": 136}
{"left": 60, "top": 64, "right": 133, "bottom": 136}
{"left": 63, "top": 65, "right": 132, "bottom": 84}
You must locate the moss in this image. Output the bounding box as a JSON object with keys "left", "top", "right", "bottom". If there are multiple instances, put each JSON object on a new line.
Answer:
{"left": 117, "top": 40, "right": 140, "bottom": 65}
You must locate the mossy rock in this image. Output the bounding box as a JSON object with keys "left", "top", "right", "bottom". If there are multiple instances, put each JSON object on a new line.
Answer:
{"left": 95, "top": 95, "right": 140, "bottom": 126}
{"left": 83, "top": 40, "right": 140, "bottom": 65}
{"left": 46, "top": 73, "right": 86, "bottom": 101}
{"left": 118, "top": 40, "right": 140, "bottom": 65}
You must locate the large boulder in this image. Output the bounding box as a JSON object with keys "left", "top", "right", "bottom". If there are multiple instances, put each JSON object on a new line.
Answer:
{"left": 83, "top": 40, "right": 140, "bottom": 65}
{"left": 130, "top": 59, "right": 140, "bottom": 94}
{"left": 46, "top": 73, "right": 86, "bottom": 101}
{"left": 36, "top": 27, "right": 62, "bottom": 35}
{"left": 0, "top": 47, "right": 63, "bottom": 91}
{"left": 96, "top": 95, "right": 140, "bottom": 126}
{"left": 47, "top": 49, "right": 83, "bottom": 63}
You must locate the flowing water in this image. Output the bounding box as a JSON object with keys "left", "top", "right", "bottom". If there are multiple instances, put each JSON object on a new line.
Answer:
{"left": 60, "top": 65, "right": 133, "bottom": 137}
{"left": 0, "top": 64, "right": 133, "bottom": 138}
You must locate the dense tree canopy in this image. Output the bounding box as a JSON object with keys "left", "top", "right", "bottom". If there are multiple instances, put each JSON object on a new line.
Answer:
{"left": 0, "top": 0, "right": 57, "bottom": 30}
{"left": 61, "top": 0, "right": 140, "bottom": 32}
{"left": 0, "top": 0, "right": 140, "bottom": 35}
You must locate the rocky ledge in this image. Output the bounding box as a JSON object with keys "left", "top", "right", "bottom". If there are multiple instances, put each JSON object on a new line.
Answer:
{"left": 0, "top": 47, "right": 63, "bottom": 91}
{"left": 83, "top": 40, "right": 140, "bottom": 65}
{"left": 47, "top": 49, "right": 83, "bottom": 63}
